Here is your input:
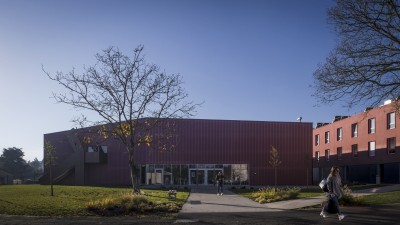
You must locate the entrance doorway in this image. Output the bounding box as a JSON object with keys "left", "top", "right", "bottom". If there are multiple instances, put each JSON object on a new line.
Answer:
{"left": 189, "top": 169, "right": 222, "bottom": 185}
{"left": 155, "top": 169, "right": 163, "bottom": 184}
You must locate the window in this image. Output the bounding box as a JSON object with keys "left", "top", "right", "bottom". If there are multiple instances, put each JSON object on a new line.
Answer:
{"left": 387, "top": 137, "right": 396, "bottom": 154}
{"left": 337, "top": 127, "right": 343, "bottom": 141}
{"left": 387, "top": 112, "right": 396, "bottom": 129}
{"left": 337, "top": 147, "right": 342, "bottom": 160}
{"left": 87, "top": 146, "right": 108, "bottom": 153}
{"left": 368, "top": 118, "right": 376, "bottom": 134}
{"left": 369, "top": 141, "right": 376, "bottom": 157}
{"left": 351, "top": 123, "right": 358, "bottom": 137}
{"left": 352, "top": 144, "right": 358, "bottom": 157}
{"left": 325, "top": 131, "right": 330, "bottom": 144}
{"left": 325, "top": 149, "right": 330, "bottom": 161}
{"left": 315, "top": 151, "right": 320, "bottom": 162}
{"left": 315, "top": 134, "right": 320, "bottom": 146}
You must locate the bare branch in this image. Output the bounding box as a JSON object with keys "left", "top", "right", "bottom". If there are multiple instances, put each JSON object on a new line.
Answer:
{"left": 313, "top": 0, "right": 400, "bottom": 110}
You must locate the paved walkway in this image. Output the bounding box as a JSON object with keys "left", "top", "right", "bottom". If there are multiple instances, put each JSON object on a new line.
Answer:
{"left": 176, "top": 184, "right": 400, "bottom": 224}
{"left": 179, "top": 184, "right": 400, "bottom": 213}
{"left": 180, "top": 188, "right": 283, "bottom": 213}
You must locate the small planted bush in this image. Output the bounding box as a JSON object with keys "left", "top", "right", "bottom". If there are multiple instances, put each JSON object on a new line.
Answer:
{"left": 340, "top": 185, "right": 364, "bottom": 206}
{"left": 86, "top": 192, "right": 182, "bottom": 216}
{"left": 252, "top": 187, "right": 300, "bottom": 204}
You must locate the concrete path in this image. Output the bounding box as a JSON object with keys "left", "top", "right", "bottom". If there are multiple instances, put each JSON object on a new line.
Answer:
{"left": 180, "top": 188, "right": 283, "bottom": 213}
{"left": 179, "top": 184, "right": 400, "bottom": 213}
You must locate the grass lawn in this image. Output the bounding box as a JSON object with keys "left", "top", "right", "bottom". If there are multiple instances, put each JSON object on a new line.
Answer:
{"left": 0, "top": 185, "right": 189, "bottom": 216}
{"left": 359, "top": 191, "right": 400, "bottom": 205}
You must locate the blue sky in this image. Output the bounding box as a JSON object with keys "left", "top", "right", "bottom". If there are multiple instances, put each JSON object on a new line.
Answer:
{"left": 0, "top": 0, "right": 366, "bottom": 161}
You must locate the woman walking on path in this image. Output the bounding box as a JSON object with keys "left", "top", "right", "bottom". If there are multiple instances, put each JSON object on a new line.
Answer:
{"left": 320, "top": 166, "right": 345, "bottom": 221}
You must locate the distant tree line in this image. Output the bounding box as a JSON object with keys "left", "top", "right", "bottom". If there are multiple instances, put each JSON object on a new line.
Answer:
{"left": 0, "top": 147, "right": 43, "bottom": 183}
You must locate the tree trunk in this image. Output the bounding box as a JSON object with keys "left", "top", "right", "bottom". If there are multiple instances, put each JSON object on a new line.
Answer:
{"left": 50, "top": 166, "right": 54, "bottom": 196}
{"left": 274, "top": 168, "right": 277, "bottom": 188}
{"left": 129, "top": 161, "right": 140, "bottom": 194}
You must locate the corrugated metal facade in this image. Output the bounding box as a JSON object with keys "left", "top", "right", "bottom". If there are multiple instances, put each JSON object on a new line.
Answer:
{"left": 41, "top": 119, "right": 312, "bottom": 186}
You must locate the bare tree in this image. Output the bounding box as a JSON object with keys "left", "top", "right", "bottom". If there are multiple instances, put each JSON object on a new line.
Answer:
{"left": 313, "top": 0, "right": 400, "bottom": 111}
{"left": 269, "top": 145, "right": 282, "bottom": 188}
{"left": 44, "top": 140, "right": 56, "bottom": 196}
{"left": 43, "top": 45, "right": 199, "bottom": 193}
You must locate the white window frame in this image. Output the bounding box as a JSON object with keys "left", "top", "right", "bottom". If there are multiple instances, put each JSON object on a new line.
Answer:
{"left": 352, "top": 123, "right": 358, "bottom": 137}
{"left": 337, "top": 147, "right": 342, "bottom": 160}
{"left": 369, "top": 141, "right": 376, "bottom": 157}
{"left": 388, "top": 112, "right": 396, "bottom": 129}
{"left": 368, "top": 118, "right": 376, "bottom": 134}
{"left": 325, "top": 149, "right": 330, "bottom": 161}
{"left": 325, "top": 131, "right": 330, "bottom": 144}
{"left": 388, "top": 137, "right": 396, "bottom": 154}
{"left": 337, "top": 127, "right": 342, "bottom": 141}
{"left": 352, "top": 144, "right": 358, "bottom": 157}
{"left": 315, "top": 134, "right": 320, "bottom": 146}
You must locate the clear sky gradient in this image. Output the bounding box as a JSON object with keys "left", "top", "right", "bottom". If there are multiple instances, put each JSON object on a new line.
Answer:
{"left": 0, "top": 0, "right": 367, "bottom": 162}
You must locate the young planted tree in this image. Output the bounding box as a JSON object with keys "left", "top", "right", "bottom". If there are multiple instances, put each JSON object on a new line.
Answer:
{"left": 44, "top": 140, "right": 56, "bottom": 196}
{"left": 313, "top": 0, "right": 400, "bottom": 113}
{"left": 44, "top": 45, "right": 198, "bottom": 193}
{"left": 269, "top": 145, "right": 282, "bottom": 188}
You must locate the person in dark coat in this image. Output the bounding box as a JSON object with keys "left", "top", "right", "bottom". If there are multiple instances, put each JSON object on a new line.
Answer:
{"left": 320, "top": 166, "right": 345, "bottom": 221}
{"left": 216, "top": 171, "right": 225, "bottom": 195}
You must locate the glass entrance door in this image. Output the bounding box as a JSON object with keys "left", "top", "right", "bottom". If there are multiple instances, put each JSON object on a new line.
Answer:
{"left": 189, "top": 169, "right": 205, "bottom": 185}
{"left": 155, "top": 169, "right": 163, "bottom": 184}
{"left": 189, "top": 169, "right": 223, "bottom": 185}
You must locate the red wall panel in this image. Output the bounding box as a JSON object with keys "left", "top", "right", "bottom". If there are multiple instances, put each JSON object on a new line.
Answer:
{"left": 44, "top": 119, "right": 312, "bottom": 186}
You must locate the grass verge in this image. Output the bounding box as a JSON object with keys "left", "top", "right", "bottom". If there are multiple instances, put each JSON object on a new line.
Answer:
{"left": 358, "top": 191, "right": 400, "bottom": 205}
{"left": 0, "top": 185, "right": 189, "bottom": 216}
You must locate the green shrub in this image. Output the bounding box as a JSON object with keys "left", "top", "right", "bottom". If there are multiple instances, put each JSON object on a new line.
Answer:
{"left": 340, "top": 185, "right": 364, "bottom": 206}
{"left": 86, "top": 192, "right": 182, "bottom": 216}
{"left": 252, "top": 187, "right": 300, "bottom": 204}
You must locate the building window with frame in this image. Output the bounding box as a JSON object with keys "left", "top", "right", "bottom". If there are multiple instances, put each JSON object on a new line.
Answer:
{"left": 325, "top": 131, "right": 330, "bottom": 144}
{"left": 369, "top": 141, "right": 376, "bottom": 157}
{"left": 368, "top": 118, "right": 376, "bottom": 134}
{"left": 351, "top": 123, "right": 358, "bottom": 137}
{"left": 315, "top": 134, "right": 320, "bottom": 146}
{"left": 315, "top": 134, "right": 319, "bottom": 146}
{"left": 387, "top": 137, "right": 396, "bottom": 154}
{"left": 337, "top": 147, "right": 342, "bottom": 160}
{"left": 87, "top": 145, "right": 108, "bottom": 153}
{"left": 325, "top": 149, "right": 330, "bottom": 161}
{"left": 337, "top": 127, "right": 342, "bottom": 141}
{"left": 352, "top": 144, "right": 358, "bottom": 157}
{"left": 315, "top": 151, "right": 320, "bottom": 162}
{"left": 387, "top": 112, "right": 396, "bottom": 129}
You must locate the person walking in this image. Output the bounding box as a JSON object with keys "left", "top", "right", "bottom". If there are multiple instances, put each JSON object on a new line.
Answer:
{"left": 320, "top": 166, "right": 345, "bottom": 221}
{"left": 216, "top": 171, "right": 225, "bottom": 196}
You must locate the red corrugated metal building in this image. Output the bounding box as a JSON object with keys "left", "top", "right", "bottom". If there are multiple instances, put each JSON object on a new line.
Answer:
{"left": 40, "top": 119, "right": 312, "bottom": 187}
